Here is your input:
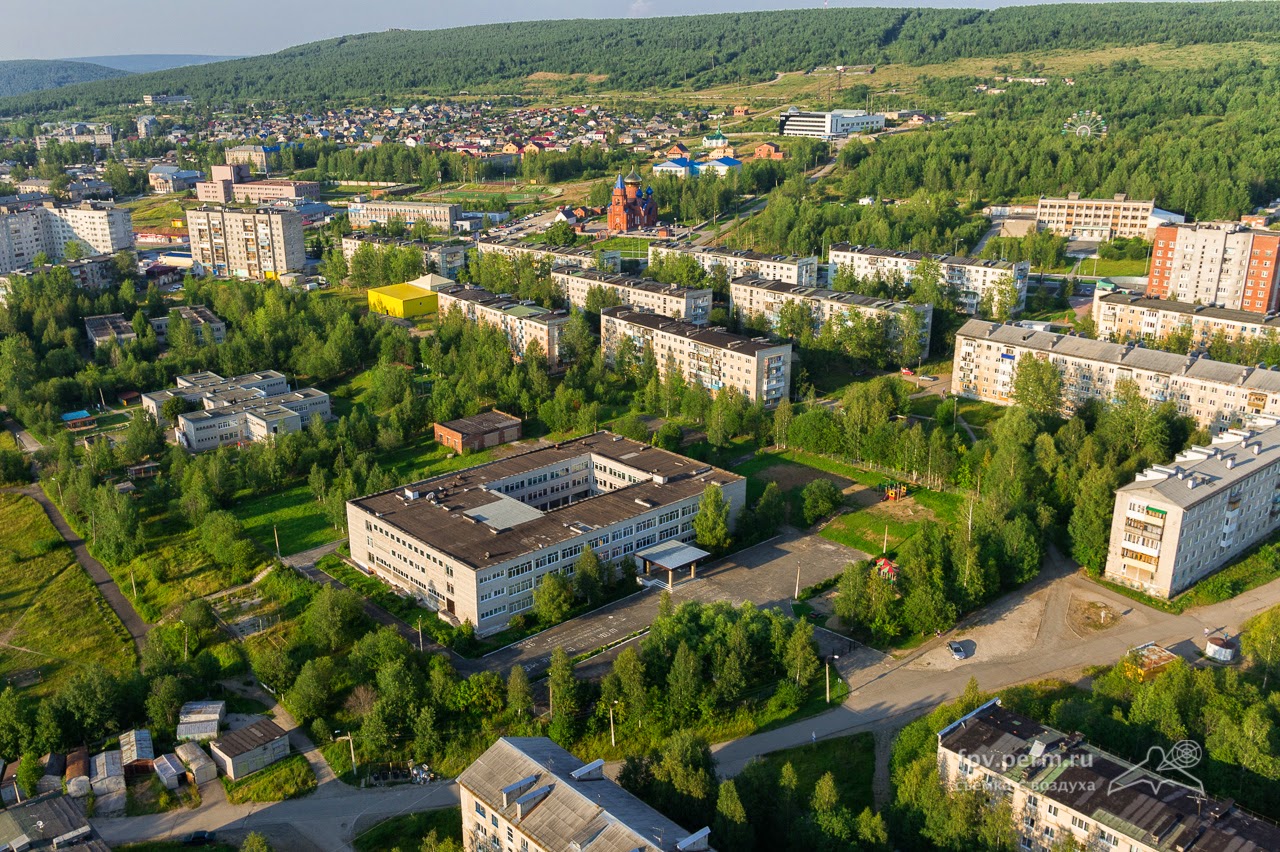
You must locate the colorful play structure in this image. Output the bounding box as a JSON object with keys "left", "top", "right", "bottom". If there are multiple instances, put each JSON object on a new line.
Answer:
{"left": 880, "top": 481, "right": 908, "bottom": 501}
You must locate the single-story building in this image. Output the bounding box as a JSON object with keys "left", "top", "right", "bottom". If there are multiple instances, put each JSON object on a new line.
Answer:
{"left": 433, "top": 410, "right": 522, "bottom": 454}
{"left": 120, "top": 729, "right": 155, "bottom": 776}
{"left": 177, "top": 700, "right": 225, "bottom": 742}
{"left": 37, "top": 752, "right": 65, "bottom": 795}
{"left": 0, "top": 760, "right": 16, "bottom": 805}
{"left": 0, "top": 793, "right": 104, "bottom": 852}
{"left": 210, "top": 719, "right": 289, "bottom": 780}
{"left": 367, "top": 274, "right": 451, "bottom": 319}
{"left": 65, "top": 746, "right": 90, "bottom": 798}
{"left": 153, "top": 753, "right": 185, "bottom": 791}
{"left": 175, "top": 741, "right": 217, "bottom": 786}
{"left": 90, "top": 749, "right": 124, "bottom": 795}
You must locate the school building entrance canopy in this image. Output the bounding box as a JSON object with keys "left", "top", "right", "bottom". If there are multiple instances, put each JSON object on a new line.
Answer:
{"left": 636, "top": 541, "right": 710, "bottom": 589}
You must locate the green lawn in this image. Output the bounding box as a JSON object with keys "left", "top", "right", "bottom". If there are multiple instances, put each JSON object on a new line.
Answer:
{"left": 0, "top": 431, "right": 19, "bottom": 452}
{"left": 1084, "top": 257, "right": 1149, "bottom": 277}
{"left": 119, "top": 194, "right": 202, "bottom": 231}
{"left": 0, "top": 494, "right": 136, "bottom": 696}
{"left": 234, "top": 483, "right": 342, "bottom": 557}
{"left": 744, "top": 732, "right": 876, "bottom": 814}
{"left": 354, "top": 808, "right": 462, "bottom": 852}
{"left": 592, "top": 236, "right": 655, "bottom": 256}
{"left": 821, "top": 508, "right": 918, "bottom": 556}
{"left": 222, "top": 754, "right": 316, "bottom": 803}
{"left": 955, "top": 398, "right": 1007, "bottom": 430}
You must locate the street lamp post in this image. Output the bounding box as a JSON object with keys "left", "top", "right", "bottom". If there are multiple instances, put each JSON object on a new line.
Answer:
{"left": 826, "top": 654, "right": 840, "bottom": 704}
{"left": 334, "top": 730, "right": 358, "bottom": 776}
{"left": 609, "top": 701, "right": 619, "bottom": 748}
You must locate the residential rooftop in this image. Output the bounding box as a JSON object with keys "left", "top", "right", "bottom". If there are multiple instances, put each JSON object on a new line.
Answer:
{"left": 437, "top": 284, "right": 568, "bottom": 325}
{"left": 554, "top": 265, "right": 713, "bottom": 296}
{"left": 830, "top": 244, "right": 1020, "bottom": 270}
{"left": 478, "top": 236, "right": 614, "bottom": 261}
{"left": 437, "top": 410, "right": 521, "bottom": 437}
{"left": 1117, "top": 420, "right": 1280, "bottom": 509}
{"left": 602, "top": 305, "right": 786, "bottom": 356}
{"left": 1097, "top": 290, "right": 1280, "bottom": 328}
{"left": 649, "top": 240, "right": 817, "bottom": 264}
{"left": 349, "top": 432, "right": 741, "bottom": 571}
{"left": 731, "top": 274, "right": 921, "bottom": 312}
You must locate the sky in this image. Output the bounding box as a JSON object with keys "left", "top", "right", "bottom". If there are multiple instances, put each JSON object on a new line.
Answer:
{"left": 6, "top": 0, "right": 1028, "bottom": 61}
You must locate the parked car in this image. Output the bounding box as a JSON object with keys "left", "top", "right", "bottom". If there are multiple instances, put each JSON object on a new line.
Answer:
{"left": 948, "top": 641, "right": 967, "bottom": 660}
{"left": 182, "top": 831, "right": 217, "bottom": 846}
{"left": 900, "top": 367, "right": 915, "bottom": 376}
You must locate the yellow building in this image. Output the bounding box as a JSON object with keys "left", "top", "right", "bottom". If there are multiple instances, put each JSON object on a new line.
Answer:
{"left": 366, "top": 276, "right": 450, "bottom": 318}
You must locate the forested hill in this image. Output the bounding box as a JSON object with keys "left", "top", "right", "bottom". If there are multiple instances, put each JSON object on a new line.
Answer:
{"left": 5, "top": 1, "right": 1280, "bottom": 112}
{"left": 0, "top": 59, "right": 128, "bottom": 99}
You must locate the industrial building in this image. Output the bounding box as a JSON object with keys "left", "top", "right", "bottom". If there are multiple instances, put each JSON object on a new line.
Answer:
{"left": 648, "top": 241, "right": 819, "bottom": 287}
{"left": 778, "top": 108, "right": 885, "bottom": 138}
{"left": 477, "top": 236, "right": 623, "bottom": 273}
{"left": 1146, "top": 221, "right": 1280, "bottom": 313}
{"left": 828, "top": 244, "right": 1029, "bottom": 316}
{"left": 210, "top": 719, "right": 290, "bottom": 780}
{"left": 938, "top": 699, "right": 1280, "bottom": 852}
{"left": 346, "top": 432, "right": 745, "bottom": 635}
{"left": 952, "top": 318, "right": 1280, "bottom": 430}
{"left": 551, "top": 266, "right": 713, "bottom": 324}
{"left": 1105, "top": 419, "right": 1280, "bottom": 598}
{"left": 433, "top": 410, "right": 522, "bottom": 454}
{"left": 367, "top": 276, "right": 452, "bottom": 318}
{"left": 436, "top": 284, "right": 571, "bottom": 371}
{"left": 729, "top": 275, "right": 933, "bottom": 360}
{"left": 601, "top": 306, "right": 792, "bottom": 407}
{"left": 186, "top": 206, "right": 305, "bottom": 280}
{"left": 458, "top": 738, "right": 714, "bottom": 852}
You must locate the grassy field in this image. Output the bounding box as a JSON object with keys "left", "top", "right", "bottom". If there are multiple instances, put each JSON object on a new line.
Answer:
{"left": 747, "top": 732, "right": 876, "bottom": 814}
{"left": 119, "top": 194, "right": 202, "bottom": 230}
{"left": 1084, "top": 257, "right": 1149, "bottom": 278}
{"left": 354, "top": 808, "right": 462, "bottom": 852}
{"left": 955, "top": 398, "right": 1007, "bottom": 430}
{"left": 0, "top": 494, "right": 136, "bottom": 695}
{"left": 821, "top": 509, "right": 920, "bottom": 556}
{"left": 125, "top": 775, "right": 200, "bottom": 816}
{"left": 591, "top": 236, "right": 655, "bottom": 256}
{"left": 222, "top": 753, "right": 316, "bottom": 803}
{"left": 0, "top": 431, "right": 18, "bottom": 452}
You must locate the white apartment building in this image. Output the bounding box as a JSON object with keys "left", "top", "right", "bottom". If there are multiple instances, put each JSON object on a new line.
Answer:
{"left": 458, "top": 738, "right": 714, "bottom": 852}
{"left": 1146, "top": 221, "right": 1280, "bottom": 314}
{"left": 952, "top": 318, "right": 1280, "bottom": 430}
{"left": 551, "top": 266, "right": 712, "bottom": 324}
{"left": 1092, "top": 288, "right": 1280, "bottom": 348}
{"left": 346, "top": 433, "right": 745, "bottom": 635}
{"left": 346, "top": 198, "right": 459, "bottom": 232}
{"left": 1106, "top": 419, "right": 1280, "bottom": 598}
{"left": 476, "top": 237, "right": 622, "bottom": 273}
{"left": 828, "top": 244, "right": 1028, "bottom": 315}
{"left": 177, "top": 388, "right": 331, "bottom": 452}
{"left": 777, "top": 108, "right": 886, "bottom": 138}
{"left": 435, "top": 284, "right": 570, "bottom": 371}
{"left": 601, "top": 306, "right": 792, "bottom": 407}
{"left": 648, "top": 241, "right": 819, "bottom": 287}
{"left": 186, "top": 207, "right": 304, "bottom": 280}
{"left": 0, "top": 201, "right": 133, "bottom": 274}
{"left": 938, "top": 700, "right": 1280, "bottom": 852}
{"left": 729, "top": 274, "right": 932, "bottom": 360}
{"left": 1035, "top": 192, "right": 1182, "bottom": 240}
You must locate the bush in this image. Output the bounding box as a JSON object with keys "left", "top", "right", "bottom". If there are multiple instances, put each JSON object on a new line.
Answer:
{"left": 198, "top": 643, "right": 248, "bottom": 678}
{"left": 801, "top": 479, "right": 844, "bottom": 526}
{"left": 765, "top": 681, "right": 803, "bottom": 716}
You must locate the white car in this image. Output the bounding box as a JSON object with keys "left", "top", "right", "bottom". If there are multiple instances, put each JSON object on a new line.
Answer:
{"left": 948, "top": 641, "right": 967, "bottom": 660}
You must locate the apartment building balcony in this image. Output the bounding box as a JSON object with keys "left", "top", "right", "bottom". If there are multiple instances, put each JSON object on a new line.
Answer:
{"left": 1124, "top": 518, "right": 1164, "bottom": 538}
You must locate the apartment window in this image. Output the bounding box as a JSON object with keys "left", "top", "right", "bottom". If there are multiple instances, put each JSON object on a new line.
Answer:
{"left": 1046, "top": 804, "right": 1059, "bottom": 817}
{"left": 475, "top": 802, "right": 486, "bottom": 818}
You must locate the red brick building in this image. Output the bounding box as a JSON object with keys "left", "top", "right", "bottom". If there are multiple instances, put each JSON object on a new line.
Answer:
{"left": 607, "top": 171, "right": 658, "bottom": 233}
{"left": 434, "top": 411, "right": 522, "bottom": 454}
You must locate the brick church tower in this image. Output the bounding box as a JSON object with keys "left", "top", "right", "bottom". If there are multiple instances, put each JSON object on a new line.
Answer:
{"left": 607, "top": 169, "right": 658, "bottom": 233}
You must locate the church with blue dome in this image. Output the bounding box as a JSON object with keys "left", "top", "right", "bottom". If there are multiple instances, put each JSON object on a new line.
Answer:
{"left": 607, "top": 169, "right": 658, "bottom": 232}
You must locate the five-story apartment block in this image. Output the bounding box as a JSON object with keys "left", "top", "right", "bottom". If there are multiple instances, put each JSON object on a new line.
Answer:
{"left": 551, "top": 266, "right": 712, "bottom": 324}
{"left": 648, "top": 241, "right": 819, "bottom": 287}
{"left": 435, "top": 284, "right": 570, "bottom": 371}
{"left": 828, "top": 244, "right": 1028, "bottom": 315}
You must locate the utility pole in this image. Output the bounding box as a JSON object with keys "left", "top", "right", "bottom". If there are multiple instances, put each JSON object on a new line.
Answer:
{"left": 417, "top": 616, "right": 423, "bottom": 652}
{"left": 609, "top": 702, "right": 617, "bottom": 748}
{"left": 274, "top": 525, "right": 281, "bottom": 559}
{"left": 826, "top": 654, "right": 840, "bottom": 703}
{"left": 794, "top": 563, "right": 801, "bottom": 601}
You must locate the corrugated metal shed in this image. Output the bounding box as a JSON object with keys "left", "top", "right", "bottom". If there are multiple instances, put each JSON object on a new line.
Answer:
{"left": 176, "top": 720, "right": 220, "bottom": 742}
{"left": 178, "top": 700, "right": 226, "bottom": 725}
{"left": 153, "top": 753, "right": 184, "bottom": 790}
{"left": 120, "top": 729, "right": 155, "bottom": 767}
{"left": 90, "top": 750, "right": 124, "bottom": 795}
{"left": 175, "top": 742, "right": 217, "bottom": 785}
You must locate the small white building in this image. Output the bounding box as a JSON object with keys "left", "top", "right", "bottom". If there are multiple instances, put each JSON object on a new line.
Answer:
{"left": 175, "top": 741, "right": 217, "bottom": 786}
{"left": 90, "top": 749, "right": 124, "bottom": 794}
{"left": 153, "top": 753, "right": 184, "bottom": 791}
{"left": 210, "top": 719, "right": 289, "bottom": 780}
{"left": 177, "top": 700, "right": 226, "bottom": 742}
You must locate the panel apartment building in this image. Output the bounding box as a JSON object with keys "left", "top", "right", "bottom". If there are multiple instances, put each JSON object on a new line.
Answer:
{"left": 186, "top": 207, "right": 305, "bottom": 280}
{"left": 952, "top": 318, "right": 1280, "bottom": 430}
{"left": 435, "top": 284, "right": 570, "bottom": 371}
{"left": 340, "top": 233, "right": 469, "bottom": 279}
{"left": 601, "top": 306, "right": 792, "bottom": 407}
{"left": 828, "top": 244, "right": 1029, "bottom": 315}
{"left": 1035, "top": 192, "right": 1183, "bottom": 240}
{"left": 1106, "top": 419, "right": 1280, "bottom": 598}
{"left": 196, "top": 164, "right": 321, "bottom": 205}
{"left": 459, "top": 738, "right": 714, "bottom": 852}
{"left": 551, "top": 266, "right": 713, "bottom": 325}
{"left": 346, "top": 432, "right": 746, "bottom": 635}
{"left": 1145, "top": 221, "right": 1280, "bottom": 313}
{"left": 938, "top": 699, "right": 1280, "bottom": 852}
{"left": 647, "top": 241, "right": 819, "bottom": 287}
{"left": 346, "top": 198, "right": 460, "bottom": 232}
{"left": 1092, "top": 288, "right": 1280, "bottom": 348}
{"left": 0, "top": 200, "right": 133, "bottom": 274}
{"left": 777, "top": 108, "right": 885, "bottom": 138}
{"left": 730, "top": 274, "right": 933, "bottom": 360}
{"left": 141, "top": 370, "right": 330, "bottom": 452}
{"left": 477, "top": 237, "right": 622, "bottom": 273}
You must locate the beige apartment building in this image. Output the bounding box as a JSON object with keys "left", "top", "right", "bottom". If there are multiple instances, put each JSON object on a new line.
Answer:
{"left": 1035, "top": 192, "right": 1180, "bottom": 240}
{"left": 1093, "top": 288, "right": 1280, "bottom": 347}
{"left": 1106, "top": 419, "right": 1280, "bottom": 598}
{"left": 435, "top": 284, "right": 570, "bottom": 370}
{"left": 938, "top": 700, "right": 1280, "bottom": 852}
{"left": 346, "top": 433, "right": 745, "bottom": 635}
{"left": 647, "top": 241, "right": 819, "bottom": 287}
{"left": 196, "top": 165, "right": 320, "bottom": 205}
{"left": 601, "top": 306, "right": 792, "bottom": 407}
{"left": 458, "top": 738, "right": 714, "bottom": 852}
{"left": 952, "top": 318, "right": 1280, "bottom": 430}
{"left": 551, "top": 266, "right": 712, "bottom": 324}
{"left": 224, "top": 145, "right": 272, "bottom": 172}
{"left": 827, "top": 244, "right": 1028, "bottom": 315}
{"left": 340, "top": 233, "right": 469, "bottom": 279}
{"left": 186, "top": 206, "right": 305, "bottom": 280}
{"left": 0, "top": 201, "right": 133, "bottom": 274}
{"left": 730, "top": 274, "right": 932, "bottom": 359}
{"left": 477, "top": 237, "right": 622, "bottom": 272}
{"left": 1146, "top": 221, "right": 1280, "bottom": 313}
{"left": 346, "top": 198, "right": 459, "bottom": 232}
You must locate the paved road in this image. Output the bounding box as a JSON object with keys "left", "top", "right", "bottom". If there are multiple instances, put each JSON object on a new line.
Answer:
{"left": 8, "top": 483, "right": 150, "bottom": 652}
{"left": 710, "top": 547, "right": 1280, "bottom": 778}
{"left": 2, "top": 416, "right": 43, "bottom": 453}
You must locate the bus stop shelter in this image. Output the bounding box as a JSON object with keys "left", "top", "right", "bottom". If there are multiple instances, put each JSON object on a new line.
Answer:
{"left": 636, "top": 542, "right": 710, "bottom": 590}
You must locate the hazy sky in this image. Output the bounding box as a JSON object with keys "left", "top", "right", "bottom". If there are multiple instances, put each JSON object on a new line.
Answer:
{"left": 8, "top": 0, "right": 1028, "bottom": 60}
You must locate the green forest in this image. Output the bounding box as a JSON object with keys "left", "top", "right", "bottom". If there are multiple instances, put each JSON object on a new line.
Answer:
{"left": 6, "top": 2, "right": 1280, "bottom": 111}
{"left": 0, "top": 59, "right": 126, "bottom": 99}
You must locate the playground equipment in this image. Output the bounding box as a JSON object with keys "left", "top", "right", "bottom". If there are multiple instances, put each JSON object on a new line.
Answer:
{"left": 880, "top": 481, "right": 908, "bottom": 501}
